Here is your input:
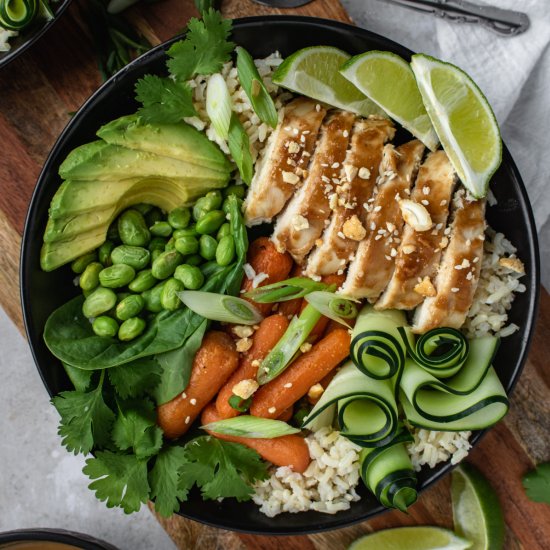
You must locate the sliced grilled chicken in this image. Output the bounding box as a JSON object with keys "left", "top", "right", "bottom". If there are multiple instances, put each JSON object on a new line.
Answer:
{"left": 341, "top": 140, "right": 426, "bottom": 298}
{"left": 375, "top": 150, "right": 456, "bottom": 311}
{"left": 272, "top": 110, "right": 356, "bottom": 263}
{"left": 412, "top": 190, "right": 486, "bottom": 332}
{"left": 244, "top": 98, "right": 327, "bottom": 226}
{"left": 305, "top": 118, "right": 395, "bottom": 277}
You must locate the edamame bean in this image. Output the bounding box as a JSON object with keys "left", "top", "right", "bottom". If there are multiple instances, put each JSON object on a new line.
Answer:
{"left": 118, "top": 317, "right": 146, "bottom": 341}
{"left": 79, "top": 262, "right": 103, "bottom": 292}
{"left": 193, "top": 191, "right": 222, "bottom": 221}
{"left": 116, "top": 294, "right": 145, "bottom": 321}
{"left": 151, "top": 250, "right": 183, "bottom": 279}
{"left": 216, "top": 223, "right": 231, "bottom": 240}
{"left": 168, "top": 207, "right": 191, "bottom": 229}
{"left": 92, "top": 316, "right": 119, "bottom": 338}
{"left": 186, "top": 254, "right": 203, "bottom": 266}
{"left": 175, "top": 236, "right": 199, "bottom": 256}
{"left": 149, "top": 237, "right": 167, "bottom": 253}
{"left": 142, "top": 281, "right": 166, "bottom": 312}
{"left": 118, "top": 209, "right": 151, "bottom": 247}
{"left": 145, "top": 207, "right": 163, "bottom": 227}
{"left": 161, "top": 278, "right": 184, "bottom": 310}
{"left": 107, "top": 223, "right": 120, "bottom": 242}
{"left": 223, "top": 184, "right": 246, "bottom": 200}
{"left": 174, "top": 264, "right": 204, "bottom": 290}
{"left": 71, "top": 252, "right": 97, "bottom": 274}
{"left": 98, "top": 241, "right": 114, "bottom": 266}
{"left": 111, "top": 245, "right": 151, "bottom": 270}
{"left": 199, "top": 234, "right": 217, "bottom": 260}
{"left": 151, "top": 249, "right": 162, "bottom": 262}
{"left": 128, "top": 269, "right": 156, "bottom": 293}
{"left": 82, "top": 287, "right": 117, "bottom": 318}
{"left": 196, "top": 210, "right": 225, "bottom": 235}
{"left": 165, "top": 238, "right": 176, "bottom": 251}
{"left": 173, "top": 226, "right": 198, "bottom": 239}
{"left": 99, "top": 264, "right": 136, "bottom": 288}
{"left": 149, "top": 221, "right": 172, "bottom": 238}
{"left": 216, "top": 235, "right": 235, "bottom": 266}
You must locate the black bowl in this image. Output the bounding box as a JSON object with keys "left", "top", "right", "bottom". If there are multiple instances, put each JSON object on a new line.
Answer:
{"left": 20, "top": 16, "right": 540, "bottom": 535}
{"left": 0, "top": 0, "right": 72, "bottom": 69}
{"left": 0, "top": 528, "right": 117, "bottom": 549}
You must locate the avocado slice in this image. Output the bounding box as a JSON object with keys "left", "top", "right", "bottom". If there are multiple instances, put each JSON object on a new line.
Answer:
{"left": 59, "top": 141, "right": 231, "bottom": 183}
{"left": 97, "top": 114, "right": 232, "bottom": 173}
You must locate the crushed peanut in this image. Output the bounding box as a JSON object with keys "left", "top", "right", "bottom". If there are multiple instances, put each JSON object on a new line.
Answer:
{"left": 414, "top": 277, "right": 437, "bottom": 297}
{"left": 343, "top": 163, "right": 358, "bottom": 182}
{"left": 236, "top": 337, "right": 253, "bottom": 353}
{"left": 358, "top": 167, "right": 371, "bottom": 179}
{"left": 399, "top": 199, "right": 433, "bottom": 232}
{"left": 232, "top": 379, "right": 259, "bottom": 400}
{"left": 342, "top": 215, "right": 367, "bottom": 241}
{"left": 307, "top": 383, "right": 324, "bottom": 402}
{"left": 402, "top": 244, "right": 416, "bottom": 255}
{"left": 300, "top": 342, "right": 313, "bottom": 353}
{"left": 282, "top": 171, "right": 300, "bottom": 185}
{"left": 292, "top": 214, "right": 309, "bottom": 231}
{"left": 287, "top": 141, "right": 300, "bottom": 154}
{"left": 232, "top": 325, "right": 254, "bottom": 339}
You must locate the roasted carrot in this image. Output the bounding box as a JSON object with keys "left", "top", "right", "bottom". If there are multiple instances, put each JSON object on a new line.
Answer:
{"left": 277, "top": 406, "right": 294, "bottom": 423}
{"left": 242, "top": 237, "right": 294, "bottom": 316}
{"left": 216, "top": 314, "right": 289, "bottom": 419}
{"left": 250, "top": 329, "right": 351, "bottom": 419}
{"left": 322, "top": 273, "right": 346, "bottom": 288}
{"left": 157, "top": 331, "right": 239, "bottom": 439}
{"left": 201, "top": 404, "right": 310, "bottom": 473}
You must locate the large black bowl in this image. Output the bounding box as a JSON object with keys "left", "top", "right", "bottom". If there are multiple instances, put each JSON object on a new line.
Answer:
{"left": 20, "top": 16, "right": 540, "bottom": 535}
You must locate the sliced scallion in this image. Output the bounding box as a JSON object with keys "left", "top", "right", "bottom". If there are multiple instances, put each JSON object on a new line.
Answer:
{"left": 305, "top": 291, "right": 359, "bottom": 328}
{"left": 244, "top": 276, "right": 329, "bottom": 304}
{"left": 228, "top": 394, "right": 252, "bottom": 412}
{"left": 206, "top": 73, "right": 233, "bottom": 140}
{"left": 202, "top": 415, "right": 300, "bottom": 438}
{"left": 177, "top": 291, "right": 263, "bottom": 325}
{"left": 227, "top": 113, "right": 253, "bottom": 184}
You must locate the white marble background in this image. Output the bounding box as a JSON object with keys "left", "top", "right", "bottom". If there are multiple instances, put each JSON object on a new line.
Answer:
{"left": 1, "top": 1, "right": 548, "bottom": 549}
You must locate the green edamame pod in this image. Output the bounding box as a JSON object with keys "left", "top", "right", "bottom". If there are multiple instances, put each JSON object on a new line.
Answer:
{"left": 151, "top": 250, "right": 183, "bottom": 279}
{"left": 145, "top": 207, "right": 163, "bottom": 227}
{"left": 132, "top": 203, "right": 153, "bottom": 216}
{"left": 196, "top": 210, "right": 225, "bottom": 235}
{"left": 199, "top": 234, "right": 217, "bottom": 260}
{"left": 175, "top": 236, "right": 199, "bottom": 256}
{"left": 193, "top": 191, "right": 222, "bottom": 221}
{"left": 118, "top": 209, "right": 151, "bottom": 247}
{"left": 174, "top": 264, "right": 204, "bottom": 290}
{"left": 143, "top": 281, "right": 166, "bottom": 312}
{"left": 79, "top": 262, "right": 103, "bottom": 292}
{"left": 216, "top": 223, "right": 231, "bottom": 240}
{"left": 223, "top": 184, "right": 246, "bottom": 199}
{"left": 149, "top": 221, "right": 173, "bottom": 238}
{"left": 216, "top": 235, "right": 235, "bottom": 266}
{"left": 186, "top": 254, "right": 203, "bottom": 266}
{"left": 116, "top": 294, "right": 145, "bottom": 321}
{"left": 118, "top": 317, "right": 146, "bottom": 341}
{"left": 98, "top": 241, "right": 114, "bottom": 266}
{"left": 111, "top": 245, "right": 151, "bottom": 270}
{"left": 99, "top": 264, "right": 136, "bottom": 288}
{"left": 161, "top": 278, "right": 184, "bottom": 310}
{"left": 128, "top": 269, "right": 156, "bottom": 293}
{"left": 92, "top": 316, "right": 119, "bottom": 338}
{"left": 71, "top": 252, "right": 97, "bottom": 274}
{"left": 168, "top": 207, "right": 191, "bottom": 229}
{"left": 82, "top": 287, "right": 117, "bottom": 318}
{"left": 173, "top": 226, "right": 198, "bottom": 239}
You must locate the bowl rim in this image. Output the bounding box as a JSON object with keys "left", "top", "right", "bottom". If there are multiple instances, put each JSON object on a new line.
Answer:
{"left": 19, "top": 14, "right": 541, "bottom": 535}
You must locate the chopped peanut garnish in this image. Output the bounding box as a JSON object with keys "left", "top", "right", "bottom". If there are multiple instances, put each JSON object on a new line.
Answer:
{"left": 342, "top": 215, "right": 367, "bottom": 241}
{"left": 232, "top": 379, "right": 259, "bottom": 400}
{"left": 414, "top": 277, "right": 437, "bottom": 297}
{"left": 236, "top": 337, "right": 253, "bottom": 353}
{"left": 307, "top": 383, "right": 324, "bottom": 403}
{"left": 282, "top": 171, "right": 300, "bottom": 184}
{"left": 232, "top": 325, "right": 254, "bottom": 339}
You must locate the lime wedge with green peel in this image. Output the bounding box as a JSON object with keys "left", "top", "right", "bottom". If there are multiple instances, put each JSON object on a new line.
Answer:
{"left": 341, "top": 51, "right": 439, "bottom": 151}
{"left": 410, "top": 54, "right": 502, "bottom": 199}
{"left": 348, "top": 527, "right": 472, "bottom": 550}
{"left": 272, "top": 46, "right": 385, "bottom": 117}
{"left": 452, "top": 464, "right": 505, "bottom": 550}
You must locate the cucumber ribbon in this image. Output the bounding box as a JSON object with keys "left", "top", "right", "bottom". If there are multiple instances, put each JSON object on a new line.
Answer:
{"left": 0, "top": 0, "right": 39, "bottom": 30}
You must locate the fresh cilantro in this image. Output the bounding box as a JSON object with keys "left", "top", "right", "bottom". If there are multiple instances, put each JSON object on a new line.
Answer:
{"left": 149, "top": 446, "right": 188, "bottom": 517}
{"left": 523, "top": 462, "right": 550, "bottom": 504}
{"left": 108, "top": 357, "right": 162, "bottom": 399}
{"left": 84, "top": 451, "right": 150, "bottom": 514}
{"left": 178, "top": 436, "right": 269, "bottom": 502}
{"left": 194, "top": 0, "right": 220, "bottom": 14}
{"left": 111, "top": 398, "right": 163, "bottom": 459}
{"left": 52, "top": 371, "right": 115, "bottom": 455}
{"left": 167, "top": 10, "right": 234, "bottom": 82}
{"left": 135, "top": 75, "right": 197, "bottom": 124}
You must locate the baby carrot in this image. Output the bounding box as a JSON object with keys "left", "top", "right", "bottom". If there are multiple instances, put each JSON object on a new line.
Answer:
{"left": 277, "top": 406, "right": 294, "bottom": 422}
{"left": 201, "top": 404, "right": 311, "bottom": 473}
{"left": 157, "top": 331, "right": 239, "bottom": 439}
{"left": 250, "top": 328, "right": 351, "bottom": 419}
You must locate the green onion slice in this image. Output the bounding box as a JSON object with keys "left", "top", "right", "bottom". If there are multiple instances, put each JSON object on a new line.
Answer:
{"left": 0, "top": 0, "right": 38, "bottom": 30}
{"left": 177, "top": 291, "right": 263, "bottom": 325}
{"left": 206, "top": 73, "right": 233, "bottom": 140}
{"left": 202, "top": 415, "right": 300, "bottom": 438}
{"left": 227, "top": 112, "right": 253, "bottom": 184}
{"left": 305, "top": 291, "right": 359, "bottom": 328}
{"left": 244, "top": 276, "right": 329, "bottom": 303}
{"left": 236, "top": 46, "right": 279, "bottom": 128}
{"left": 228, "top": 394, "right": 252, "bottom": 412}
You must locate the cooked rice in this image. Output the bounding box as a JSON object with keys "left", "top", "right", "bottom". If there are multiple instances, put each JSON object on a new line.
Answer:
{"left": 0, "top": 27, "right": 18, "bottom": 52}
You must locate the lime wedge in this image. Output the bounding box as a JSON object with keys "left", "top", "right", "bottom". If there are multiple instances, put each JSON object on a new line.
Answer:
{"left": 341, "top": 50, "right": 438, "bottom": 151}
{"left": 272, "top": 46, "right": 384, "bottom": 117}
{"left": 452, "top": 464, "right": 505, "bottom": 550}
{"left": 349, "top": 527, "right": 472, "bottom": 550}
{"left": 410, "top": 54, "right": 502, "bottom": 199}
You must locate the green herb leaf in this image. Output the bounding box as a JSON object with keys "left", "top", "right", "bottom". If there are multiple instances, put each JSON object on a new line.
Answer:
{"left": 227, "top": 113, "right": 253, "bottom": 184}
{"left": 178, "top": 436, "right": 269, "bottom": 501}
{"left": 108, "top": 356, "right": 162, "bottom": 399}
{"left": 135, "top": 75, "right": 197, "bottom": 124}
{"left": 112, "top": 397, "right": 163, "bottom": 459}
{"left": 52, "top": 372, "right": 115, "bottom": 454}
{"left": 83, "top": 451, "right": 150, "bottom": 513}
{"left": 194, "top": 0, "right": 220, "bottom": 13}
{"left": 149, "top": 445, "right": 189, "bottom": 517}
{"left": 523, "top": 462, "right": 550, "bottom": 504}
{"left": 167, "top": 9, "right": 234, "bottom": 81}
{"left": 63, "top": 362, "right": 94, "bottom": 392}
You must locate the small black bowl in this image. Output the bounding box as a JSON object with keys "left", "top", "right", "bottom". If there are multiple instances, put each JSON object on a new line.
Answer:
{"left": 0, "top": 528, "right": 117, "bottom": 549}
{"left": 0, "top": 0, "right": 72, "bottom": 69}
{"left": 20, "top": 16, "right": 540, "bottom": 535}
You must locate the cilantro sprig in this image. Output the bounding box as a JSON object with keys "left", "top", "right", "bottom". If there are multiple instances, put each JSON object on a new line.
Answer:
{"left": 523, "top": 462, "right": 550, "bottom": 505}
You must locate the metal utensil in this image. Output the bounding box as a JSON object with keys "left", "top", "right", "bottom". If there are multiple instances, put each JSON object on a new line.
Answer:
{"left": 251, "top": 0, "right": 314, "bottom": 8}
{"left": 384, "top": 0, "right": 530, "bottom": 36}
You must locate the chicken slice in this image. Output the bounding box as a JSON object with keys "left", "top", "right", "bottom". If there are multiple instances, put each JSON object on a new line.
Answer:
{"left": 272, "top": 110, "right": 356, "bottom": 264}
{"left": 375, "top": 150, "right": 456, "bottom": 311}
{"left": 341, "top": 139, "right": 426, "bottom": 298}
{"left": 305, "top": 118, "right": 395, "bottom": 277}
{"left": 412, "top": 190, "right": 486, "bottom": 332}
{"left": 244, "top": 98, "right": 327, "bottom": 226}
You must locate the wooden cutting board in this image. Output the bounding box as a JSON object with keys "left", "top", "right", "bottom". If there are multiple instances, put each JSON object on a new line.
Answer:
{"left": 0, "top": 0, "right": 548, "bottom": 548}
